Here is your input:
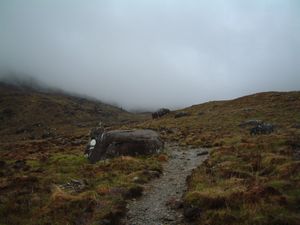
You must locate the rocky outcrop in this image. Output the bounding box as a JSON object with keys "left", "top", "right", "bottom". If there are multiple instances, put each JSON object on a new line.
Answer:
{"left": 152, "top": 108, "right": 170, "bottom": 119}
{"left": 239, "top": 119, "right": 275, "bottom": 135}
{"left": 86, "top": 129, "right": 164, "bottom": 163}
{"left": 174, "top": 111, "right": 190, "bottom": 118}
{"left": 250, "top": 123, "right": 274, "bottom": 135}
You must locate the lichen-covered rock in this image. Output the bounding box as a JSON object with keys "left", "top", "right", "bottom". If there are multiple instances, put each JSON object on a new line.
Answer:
{"left": 86, "top": 129, "right": 164, "bottom": 163}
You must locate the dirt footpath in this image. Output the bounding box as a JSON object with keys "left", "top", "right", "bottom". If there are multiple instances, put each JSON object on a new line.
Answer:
{"left": 123, "top": 143, "right": 209, "bottom": 225}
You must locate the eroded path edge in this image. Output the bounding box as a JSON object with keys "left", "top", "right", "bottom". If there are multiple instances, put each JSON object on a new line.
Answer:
{"left": 122, "top": 142, "right": 209, "bottom": 225}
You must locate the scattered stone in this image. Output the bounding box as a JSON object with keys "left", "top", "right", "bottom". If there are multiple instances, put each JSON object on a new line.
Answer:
{"left": 174, "top": 111, "right": 190, "bottom": 119}
{"left": 152, "top": 108, "right": 170, "bottom": 119}
{"left": 239, "top": 119, "right": 275, "bottom": 135}
{"left": 166, "top": 197, "right": 183, "bottom": 210}
{"left": 197, "top": 150, "right": 209, "bottom": 156}
{"left": 59, "top": 179, "right": 87, "bottom": 192}
{"left": 162, "top": 215, "right": 175, "bottom": 221}
{"left": 12, "top": 160, "right": 30, "bottom": 171}
{"left": 250, "top": 123, "right": 274, "bottom": 135}
{"left": 183, "top": 206, "right": 201, "bottom": 221}
{"left": 141, "top": 170, "right": 161, "bottom": 180}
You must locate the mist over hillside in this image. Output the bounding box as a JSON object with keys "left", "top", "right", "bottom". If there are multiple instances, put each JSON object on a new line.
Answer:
{"left": 0, "top": 72, "right": 129, "bottom": 110}
{"left": 0, "top": 1, "right": 299, "bottom": 225}
{"left": 1, "top": 1, "right": 299, "bottom": 110}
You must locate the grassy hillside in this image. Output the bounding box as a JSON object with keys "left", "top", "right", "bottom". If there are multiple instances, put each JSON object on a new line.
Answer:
{"left": 0, "top": 82, "right": 150, "bottom": 159}
{"left": 1, "top": 87, "right": 299, "bottom": 225}
{"left": 0, "top": 82, "right": 145, "bottom": 141}
{"left": 0, "top": 82, "right": 159, "bottom": 225}
{"left": 127, "top": 91, "right": 300, "bottom": 225}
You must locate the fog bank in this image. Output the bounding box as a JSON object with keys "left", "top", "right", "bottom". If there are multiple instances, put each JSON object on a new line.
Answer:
{"left": 0, "top": 0, "right": 299, "bottom": 110}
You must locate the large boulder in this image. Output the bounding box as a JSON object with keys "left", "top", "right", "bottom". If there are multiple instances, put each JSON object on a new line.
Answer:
{"left": 152, "top": 108, "right": 170, "bottom": 119}
{"left": 86, "top": 129, "right": 164, "bottom": 163}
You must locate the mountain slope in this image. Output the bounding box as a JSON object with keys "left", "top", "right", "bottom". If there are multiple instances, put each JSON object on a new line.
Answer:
{"left": 131, "top": 91, "right": 300, "bottom": 147}
{"left": 0, "top": 82, "right": 147, "bottom": 142}
{"left": 1, "top": 89, "right": 299, "bottom": 225}
{"left": 0, "top": 82, "right": 158, "bottom": 225}
{"left": 0, "top": 83, "right": 142, "bottom": 133}
{"left": 126, "top": 91, "right": 300, "bottom": 225}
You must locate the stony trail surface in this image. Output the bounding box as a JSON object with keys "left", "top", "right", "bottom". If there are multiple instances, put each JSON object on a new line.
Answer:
{"left": 123, "top": 143, "right": 209, "bottom": 225}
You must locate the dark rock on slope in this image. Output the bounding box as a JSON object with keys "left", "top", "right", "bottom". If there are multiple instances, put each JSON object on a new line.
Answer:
{"left": 152, "top": 108, "right": 170, "bottom": 119}
{"left": 86, "top": 129, "right": 164, "bottom": 163}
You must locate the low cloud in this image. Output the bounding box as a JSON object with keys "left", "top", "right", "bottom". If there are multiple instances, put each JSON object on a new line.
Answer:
{"left": 0, "top": 0, "right": 299, "bottom": 110}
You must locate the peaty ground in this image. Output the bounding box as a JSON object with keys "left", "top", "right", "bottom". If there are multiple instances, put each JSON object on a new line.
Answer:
{"left": 123, "top": 143, "right": 209, "bottom": 225}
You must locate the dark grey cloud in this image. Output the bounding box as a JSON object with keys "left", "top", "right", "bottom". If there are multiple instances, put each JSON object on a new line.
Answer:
{"left": 0, "top": 0, "right": 299, "bottom": 110}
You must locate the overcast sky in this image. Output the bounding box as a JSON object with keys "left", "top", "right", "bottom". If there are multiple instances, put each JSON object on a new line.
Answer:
{"left": 0, "top": 0, "right": 299, "bottom": 110}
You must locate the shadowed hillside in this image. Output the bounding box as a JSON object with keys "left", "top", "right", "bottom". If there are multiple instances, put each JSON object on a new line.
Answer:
{"left": 0, "top": 81, "right": 150, "bottom": 160}
{"left": 0, "top": 81, "right": 146, "bottom": 142}
{"left": 0, "top": 82, "right": 158, "bottom": 225}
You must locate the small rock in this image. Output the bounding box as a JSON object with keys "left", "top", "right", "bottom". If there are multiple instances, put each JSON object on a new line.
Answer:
{"left": 184, "top": 206, "right": 201, "bottom": 221}
{"left": 13, "top": 160, "right": 30, "bottom": 170}
{"left": 60, "top": 179, "right": 86, "bottom": 192}
{"left": 166, "top": 197, "right": 183, "bottom": 209}
{"left": 133, "top": 176, "right": 140, "bottom": 182}
{"left": 162, "top": 215, "right": 175, "bottom": 221}
{"left": 250, "top": 123, "right": 275, "bottom": 135}
{"left": 197, "top": 151, "right": 209, "bottom": 156}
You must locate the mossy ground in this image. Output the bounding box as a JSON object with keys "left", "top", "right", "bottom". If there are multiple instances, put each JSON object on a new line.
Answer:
{"left": 124, "top": 91, "right": 300, "bottom": 225}
{"left": 1, "top": 90, "right": 300, "bottom": 225}
{"left": 0, "top": 144, "right": 163, "bottom": 225}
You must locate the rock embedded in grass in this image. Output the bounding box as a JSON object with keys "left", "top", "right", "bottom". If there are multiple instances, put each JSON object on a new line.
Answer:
{"left": 250, "top": 123, "right": 275, "bottom": 135}
{"left": 86, "top": 129, "right": 164, "bottom": 163}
